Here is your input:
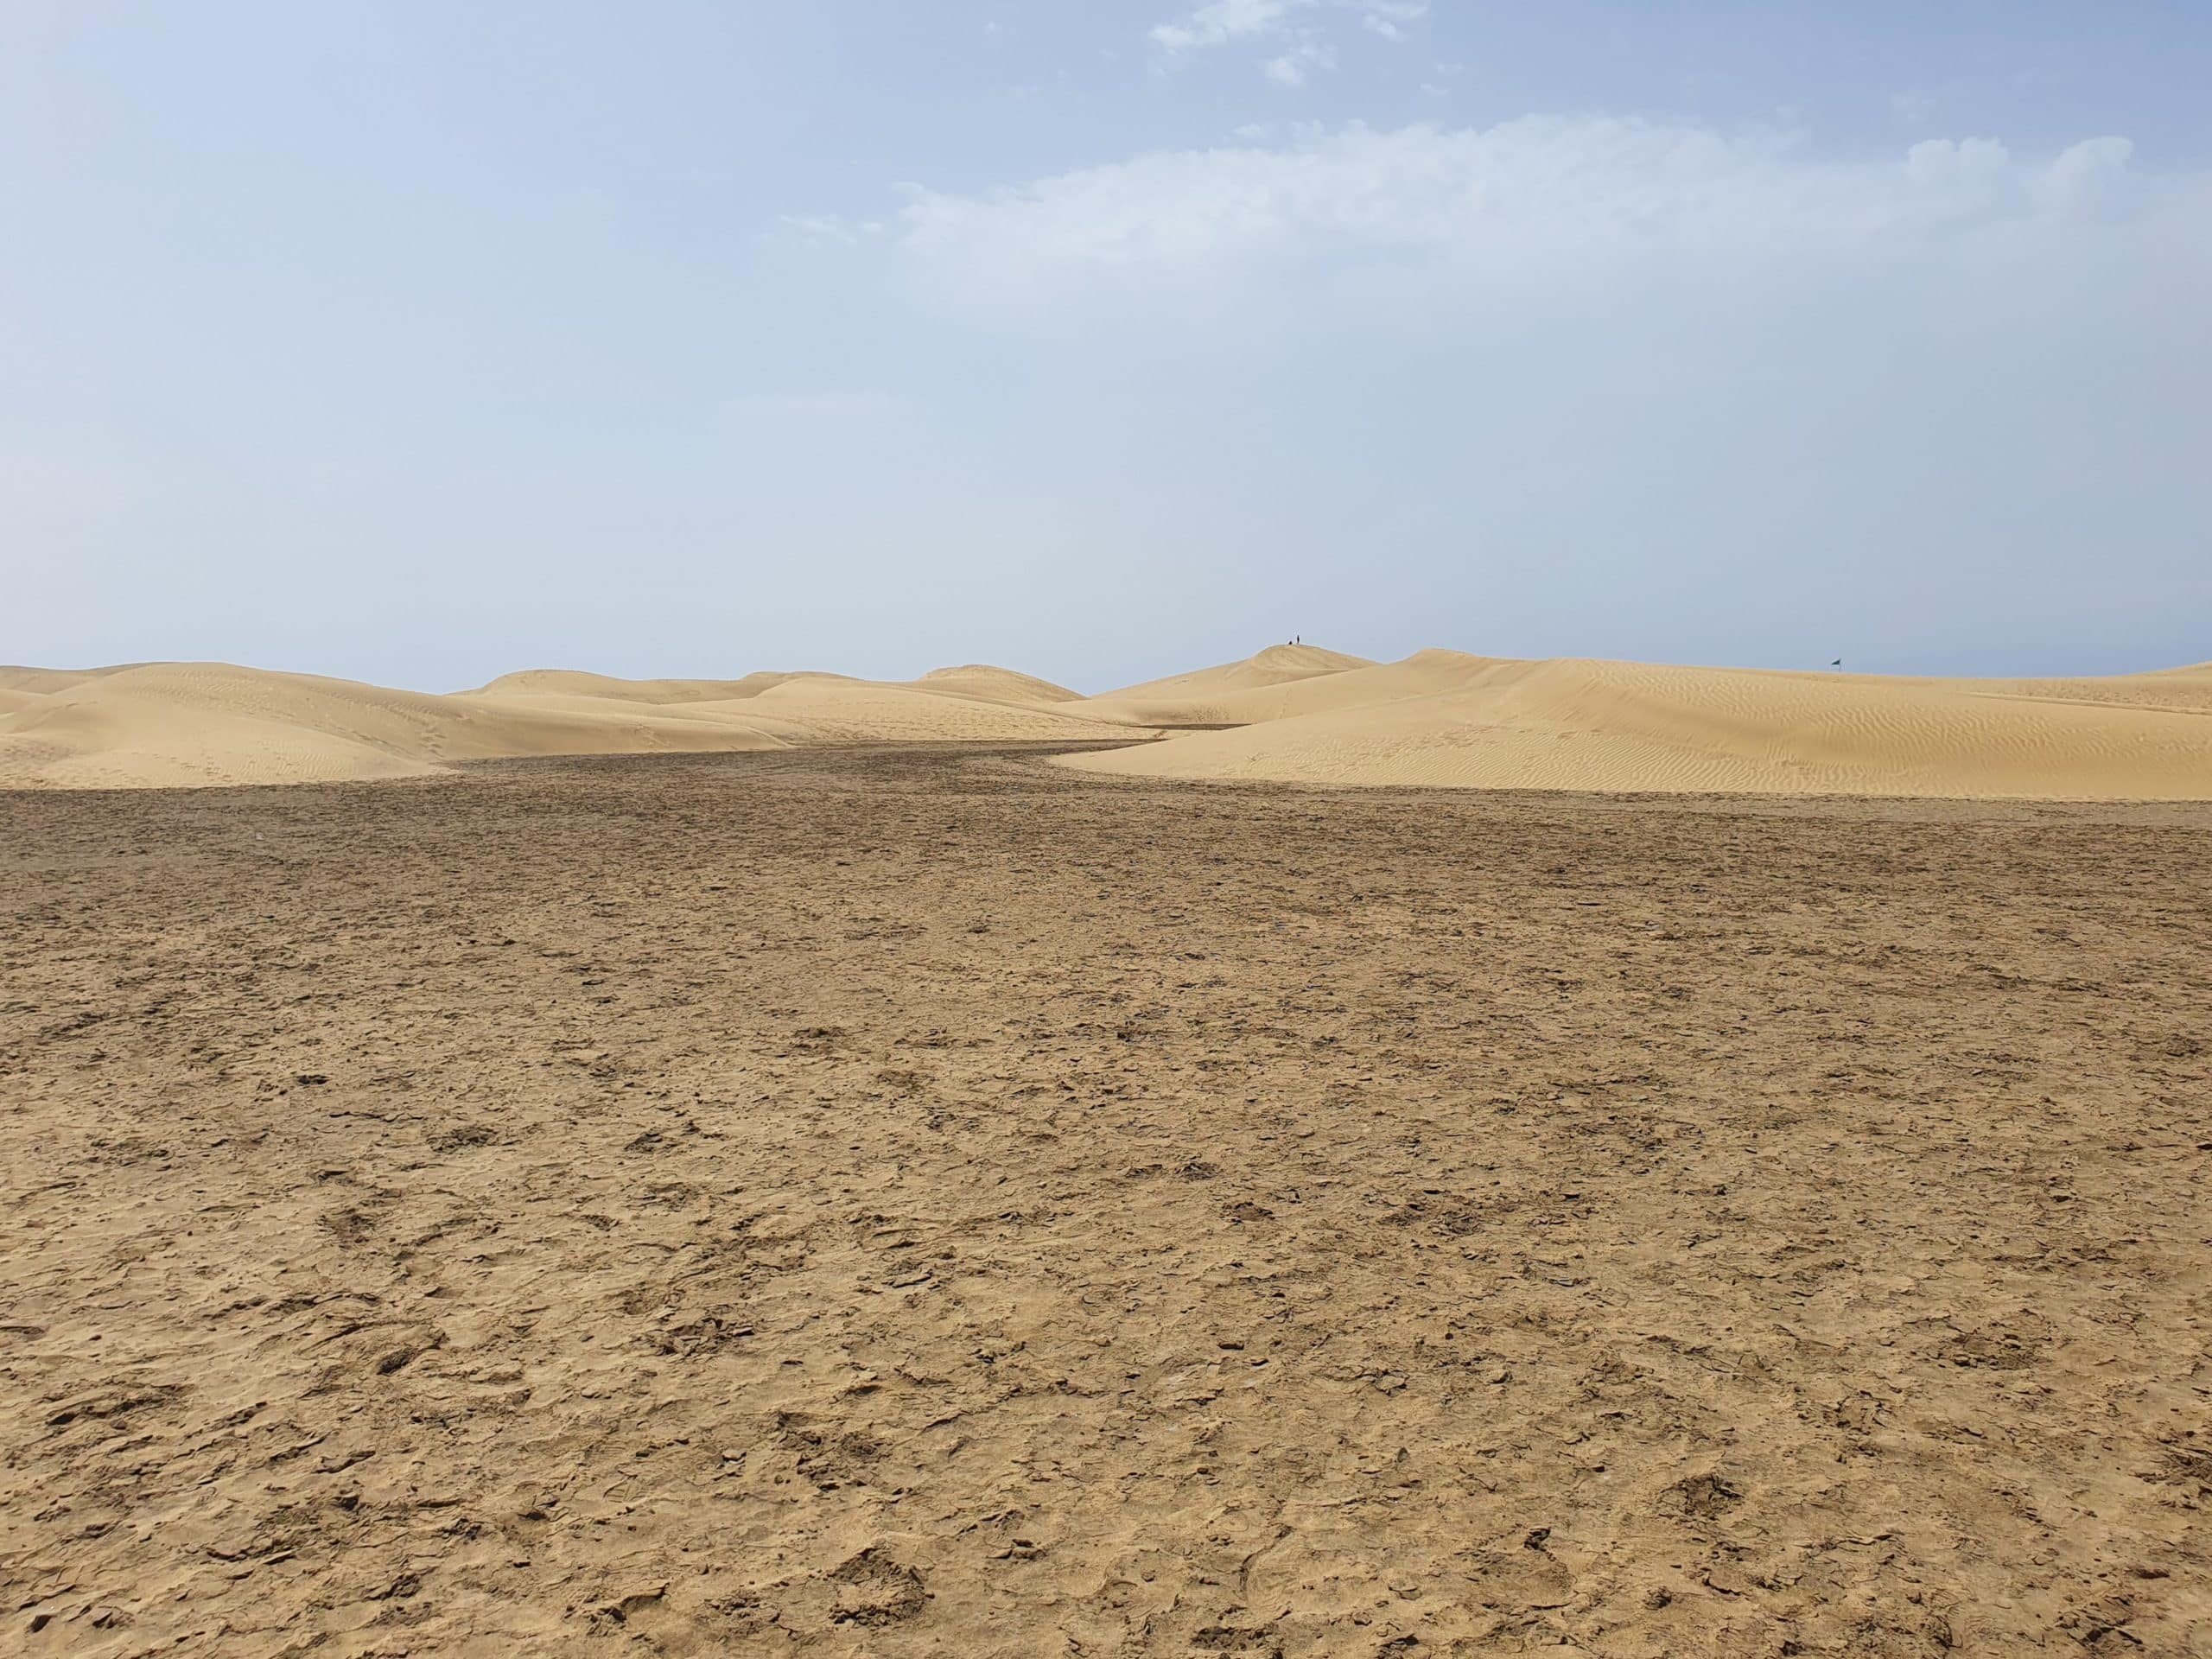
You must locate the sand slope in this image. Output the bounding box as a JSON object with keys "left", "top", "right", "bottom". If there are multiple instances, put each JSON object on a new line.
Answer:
{"left": 905, "top": 664, "right": 1082, "bottom": 706}
{"left": 468, "top": 669, "right": 836, "bottom": 704}
{"left": 734, "top": 677, "right": 1121, "bottom": 744}
{"left": 0, "top": 664, "right": 808, "bottom": 791}
{"left": 1926, "top": 664, "right": 2212, "bottom": 716}
{"left": 1073, "top": 647, "right": 1498, "bottom": 730}
{"left": 1063, "top": 654, "right": 2212, "bottom": 800}
{"left": 0, "top": 664, "right": 137, "bottom": 696}
{"left": 1071, "top": 643, "right": 1376, "bottom": 726}
{"left": 0, "top": 661, "right": 1145, "bottom": 791}
{"left": 11, "top": 645, "right": 2209, "bottom": 798}
{"left": 469, "top": 664, "right": 1080, "bottom": 709}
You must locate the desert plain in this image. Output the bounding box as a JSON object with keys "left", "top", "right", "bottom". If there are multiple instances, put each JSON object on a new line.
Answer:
{"left": 3, "top": 645, "right": 2211, "bottom": 1656}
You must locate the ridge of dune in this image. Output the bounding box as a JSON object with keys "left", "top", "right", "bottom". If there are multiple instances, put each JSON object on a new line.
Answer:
{"left": 467, "top": 692, "right": 826, "bottom": 747}
{"left": 1943, "top": 667, "right": 2212, "bottom": 716}
{"left": 473, "top": 664, "right": 1085, "bottom": 709}
{"left": 1072, "top": 642, "right": 1377, "bottom": 726}
{"left": 739, "top": 675, "right": 1144, "bottom": 744}
{"left": 907, "top": 664, "right": 1083, "bottom": 705}
{"left": 0, "top": 663, "right": 798, "bottom": 791}
{"left": 11, "top": 646, "right": 2206, "bottom": 797}
{"left": 0, "top": 658, "right": 1154, "bottom": 791}
{"left": 468, "top": 668, "right": 841, "bottom": 703}
{"left": 0, "top": 664, "right": 139, "bottom": 695}
{"left": 1074, "top": 647, "right": 1489, "bottom": 729}
{"left": 1059, "top": 653, "right": 2212, "bottom": 801}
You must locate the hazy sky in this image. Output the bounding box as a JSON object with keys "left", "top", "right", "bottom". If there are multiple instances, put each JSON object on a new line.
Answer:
{"left": 4, "top": 3, "right": 2208, "bottom": 691}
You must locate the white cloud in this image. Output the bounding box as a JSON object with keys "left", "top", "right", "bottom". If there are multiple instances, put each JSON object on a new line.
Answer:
{"left": 2044, "top": 134, "right": 2134, "bottom": 207}
{"left": 883, "top": 118, "right": 2174, "bottom": 300}
{"left": 1262, "top": 38, "right": 1335, "bottom": 86}
{"left": 773, "top": 213, "right": 881, "bottom": 247}
{"left": 1149, "top": 0, "right": 1307, "bottom": 54}
{"left": 1356, "top": 0, "right": 1427, "bottom": 41}
{"left": 1890, "top": 90, "right": 1938, "bottom": 128}
{"left": 1148, "top": 0, "right": 1419, "bottom": 80}
{"left": 1903, "top": 135, "right": 2010, "bottom": 188}
{"left": 839, "top": 114, "right": 2212, "bottom": 658}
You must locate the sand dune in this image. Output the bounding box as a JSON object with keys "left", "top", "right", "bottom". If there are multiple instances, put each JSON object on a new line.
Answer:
{"left": 474, "top": 664, "right": 1109, "bottom": 742}
{"left": 1071, "top": 642, "right": 1376, "bottom": 726}
{"left": 0, "top": 661, "right": 1146, "bottom": 791}
{"left": 469, "top": 664, "right": 1080, "bottom": 709}
{"left": 468, "top": 668, "right": 836, "bottom": 704}
{"left": 735, "top": 677, "right": 1122, "bottom": 744}
{"left": 1071, "top": 646, "right": 1497, "bottom": 729}
{"left": 1063, "top": 653, "right": 2212, "bottom": 799}
{"left": 9, "top": 645, "right": 2208, "bottom": 797}
{"left": 905, "top": 664, "right": 1082, "bottom": 706}
{"left": 0, "top": 664, "right": 804, "bottom": 791}
{"left": 1926, "top": 663, "right": 2212, "bottom": 716}
{"left": 0, "top": 664, "right": 136, "bottom": 696}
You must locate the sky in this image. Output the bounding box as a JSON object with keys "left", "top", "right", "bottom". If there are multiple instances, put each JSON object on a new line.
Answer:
{"left": 3, "top": 2, "right": 2208, "bottom": 692}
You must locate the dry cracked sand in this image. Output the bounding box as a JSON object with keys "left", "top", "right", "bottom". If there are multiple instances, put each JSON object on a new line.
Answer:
{"left": 3, "top": 743, "right": 2209, "bottom": 1656}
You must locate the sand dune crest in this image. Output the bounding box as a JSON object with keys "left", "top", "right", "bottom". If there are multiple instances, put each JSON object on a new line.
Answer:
{"left": 7, "top": 645, "right": 2208, "bottom": 798}
{"left": 1071, "top": 642, "right": 1377, "bottom": 727}
{"left": 1063, "top": 652, "right": 2212, "bottom": 800}
{"left": 0, "top": 660, "right": 1146, "bottom": 790}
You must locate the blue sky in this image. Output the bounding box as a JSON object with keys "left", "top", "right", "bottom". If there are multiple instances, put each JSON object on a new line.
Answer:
{"left": 4, "top": 2, "right": 2208, "bottom": 690}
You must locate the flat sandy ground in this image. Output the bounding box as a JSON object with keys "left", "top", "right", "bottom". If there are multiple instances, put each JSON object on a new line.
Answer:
{"left": 3, "top": 745, "right": 2209, "bottom": 1657}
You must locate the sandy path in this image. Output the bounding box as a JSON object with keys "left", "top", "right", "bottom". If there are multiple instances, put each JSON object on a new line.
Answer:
{"left": 3, "top": 748, "right": 2209, "bottom": 1656}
